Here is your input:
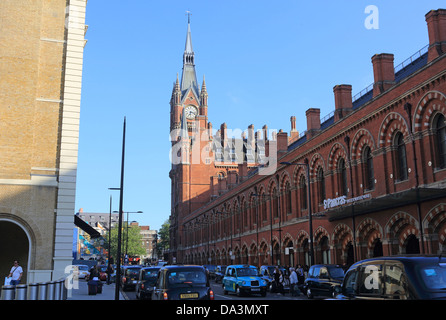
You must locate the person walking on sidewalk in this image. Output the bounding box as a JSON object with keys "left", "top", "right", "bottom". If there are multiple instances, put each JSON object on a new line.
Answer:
{"left": 106, "top": 263, "right": 114, "bottom": 285}
{"left": 289, "top": 267, "right": 299, "bottom": 296}
{"left": 8, "top": 260, "right": 23, "bottom": 285}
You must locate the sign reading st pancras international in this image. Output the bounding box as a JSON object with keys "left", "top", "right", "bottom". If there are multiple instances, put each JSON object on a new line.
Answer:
{"left": 323, "top": 194, "right": 371, "bottom": 210}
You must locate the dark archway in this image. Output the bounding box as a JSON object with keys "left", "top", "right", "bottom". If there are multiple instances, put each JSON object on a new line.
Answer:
{"left": 346, "top": 241, "right": 354, "bottom": 268}
{"left": 0, "top": 220, "right": 29, "bottom": 283}
{"left": 405, "top": 234, "right": 420, "bottom": 254}
{"left": 372, "top": 238, "right": 383, "bottom": 257}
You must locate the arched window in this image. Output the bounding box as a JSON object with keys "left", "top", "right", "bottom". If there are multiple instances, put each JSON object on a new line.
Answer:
{"left": 434, "top": 114, "right": 446, "bottom": 169}
{"left": 260, "top": 193, "right": 267, "bottom": 222}
{"left": 272, "top": 187, "right": 279, "bottom": 218}
{"left": 338, "top": 158, "right": 348, "bottom": 196}
{"left": 285, "top": 181, "right": 292, "bottom": 214}
{"left": 242, "top": 201, "right": 248, "bottom": 230}
{"left": 317, "top": 167, "right": 325, "bottom": 204}
{"left": 394, "top": 132, "right": 408, "bottom": 181}
{"left": 299, "top": 175, "right": 307, "bottom": 210}
{"left": 363, "top": 146, "right": 374, "bottom": 190}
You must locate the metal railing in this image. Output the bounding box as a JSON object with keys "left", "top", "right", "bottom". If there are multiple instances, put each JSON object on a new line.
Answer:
{"left": 1, "top": 278, "right": 67, "bottom": 300}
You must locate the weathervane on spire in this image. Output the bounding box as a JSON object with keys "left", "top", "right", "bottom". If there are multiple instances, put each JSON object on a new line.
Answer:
{"left": 186, "top": 10, "right": 192, "bottom": 23}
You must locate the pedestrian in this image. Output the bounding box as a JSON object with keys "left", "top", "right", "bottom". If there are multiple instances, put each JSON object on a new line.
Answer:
{"left": 8, "top": 260, "right": 23, "bottom": 285}
{"left": 289, "top": 267, "right": 299, "bottom": 296}
{"left": 90, "top": 265, "right": 99, "bottom": 281}
{"left": 106, "top": 263, "right": 114, "bottom": 284}
{"left": 273, "top": 266, "right": 280, "bottom": 293}
{"left": 296, "top": 264, "right": 304, "bottom": 284}
{"left": 277, "top": 269, "right": 285, "bottom": 295}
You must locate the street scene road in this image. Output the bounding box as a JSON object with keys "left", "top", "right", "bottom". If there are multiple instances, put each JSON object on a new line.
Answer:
{"left": 121, "top": 278, "right": 307, "bottom": 301}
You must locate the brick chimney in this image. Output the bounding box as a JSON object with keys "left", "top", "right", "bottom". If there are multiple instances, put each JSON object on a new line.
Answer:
{"left": 333, "top": 84, "right": 353, "bottom": 121}
{"left": 372, "top": 53, "right": 395, "bottom": 97}
{"left": 426, "top": 9, "right": 446, "bottom": 62}
{"left": 277, "top": 129, "right": 288, "bottom": 154}
{"left": 289, "top": 116, "right": 299, "bottom": 143}
{"left": 306, "top": 108, "right": 320, "bottom": 139}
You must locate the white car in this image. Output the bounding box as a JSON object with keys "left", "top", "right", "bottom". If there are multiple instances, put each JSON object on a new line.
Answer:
{"left": 75, "top": 265, "right": 90, "bottom": 279}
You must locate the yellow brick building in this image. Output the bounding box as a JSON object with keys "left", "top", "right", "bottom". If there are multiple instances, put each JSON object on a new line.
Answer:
{"left": 0, "top": 0, "right": 87, "bottom": 282}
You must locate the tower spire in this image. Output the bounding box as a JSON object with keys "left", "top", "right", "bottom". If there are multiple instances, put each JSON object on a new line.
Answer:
{"left": 181, "top": 11, "right": 199, "bottom": 97}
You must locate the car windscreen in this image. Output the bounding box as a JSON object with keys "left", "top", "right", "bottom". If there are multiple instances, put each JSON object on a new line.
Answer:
{"left": 143, "top": 269, "right": 159, "bottom": 281}
{"left": 167, "top": 269, "right": 207, "bottom": 288}
{"left": 78, "top": 266, "right": 88, "bottom": 271}
{"left": 419, "top": 264, "right": 446, "bottom": 290}
{"left": 126, "top": 268, "right": 140, "bottom": 277}
{"left": 237, "top": 268, "right": 258, "bottom": 277}
{"left": 328, "top": 266, "right": 345, "bottom": 279}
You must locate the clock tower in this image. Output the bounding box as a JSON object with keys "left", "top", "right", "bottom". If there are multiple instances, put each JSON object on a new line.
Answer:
{"left": 169, "top": 15, "right": 213, "bottom": 262}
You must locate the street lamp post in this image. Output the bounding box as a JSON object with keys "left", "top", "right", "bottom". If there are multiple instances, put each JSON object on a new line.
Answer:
{"left": 280, "top": 161, "right": 315, "bottom": 266}
{"left": 109, "top": 116, "right": 127, "bottom": 301}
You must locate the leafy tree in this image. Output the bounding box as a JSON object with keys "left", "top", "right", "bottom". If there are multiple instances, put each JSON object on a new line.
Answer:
{"left": 156, "top": 220, "right": 170, "bottom": 258}
{"left": 106, "top": 224, "right": 145, "bottom": 263}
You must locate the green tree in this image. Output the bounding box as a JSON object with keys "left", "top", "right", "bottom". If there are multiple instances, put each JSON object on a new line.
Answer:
{"left": 106, "top": 224, "right": 145, "bottom": 263}
{"left": 157, "top": 220, "right": 170, "bottom": 258}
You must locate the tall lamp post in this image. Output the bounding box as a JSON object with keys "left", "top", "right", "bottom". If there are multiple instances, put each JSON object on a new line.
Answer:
{"left": 109, "top": 116, "right": 127, "bottom": 301}
{"left": 280, "top": 161, "right": 314, "bottom": 266}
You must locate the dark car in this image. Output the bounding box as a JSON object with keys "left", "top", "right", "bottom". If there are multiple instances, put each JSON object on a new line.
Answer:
{"left": 152, "top": 265, "right": 214, "bottom": 300}
{"left": 304, "top": 264, "right": 345, "bottom": 299}
{"left": 214, "top": 265, "right": 227, "bottom": 283}
{"left": 136, "top": 267, "right": 160, "bottom": 300}
{"left": 334, "top": 255, "right": 446, "bottom": 300}
{"left": 121, "top": 265, "right": 142, "bottom": 291}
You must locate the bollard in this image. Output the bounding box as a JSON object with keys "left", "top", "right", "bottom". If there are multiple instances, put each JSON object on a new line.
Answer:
{"left": 47, "top": 281, "right": 56, "bottom": 300}
{"left": 54, "top": 279, "right": 62, "bottom": 300}
{"left": 28, "top": 283, "right": 39, "bottom": 300}
{"left": 15, "top": 284, "right": 27, "bottom": 300}
{"left": 1, "top": 285, "right": 15, "bottom": 300}
{"left": 38, "top": 282, "right": 48, "bottom": 300}
{"left": 62, "top": 278, "right": 68, "bottom": 300}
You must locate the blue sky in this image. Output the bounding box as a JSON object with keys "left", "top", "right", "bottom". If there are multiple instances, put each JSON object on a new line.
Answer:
{"left": 75, "top": 1, "right": 445, "bottom": 231}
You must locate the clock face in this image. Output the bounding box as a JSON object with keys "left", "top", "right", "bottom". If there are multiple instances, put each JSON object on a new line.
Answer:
{"left": 185, "top": 105, "right": 198, "bottom": 119}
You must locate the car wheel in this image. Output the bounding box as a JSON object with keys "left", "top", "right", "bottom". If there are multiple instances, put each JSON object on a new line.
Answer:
{"left": 236, "top": 286, "right": 243, "bottom": 297}
{"left": 307, "top": 288, "right": 313, "bottom": 299}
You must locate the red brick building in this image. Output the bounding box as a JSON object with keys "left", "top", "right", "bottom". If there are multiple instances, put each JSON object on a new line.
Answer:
{"left": 169, "top": 9, "right": 446, "bottom": 268}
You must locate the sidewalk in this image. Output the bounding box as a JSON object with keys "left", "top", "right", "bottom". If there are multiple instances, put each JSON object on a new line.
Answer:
{"left": 67, "top": 280, "right": 125, "bottom": 300}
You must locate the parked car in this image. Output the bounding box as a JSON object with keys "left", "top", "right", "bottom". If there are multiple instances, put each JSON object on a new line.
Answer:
{"left": 334, "top": 255, "right": 446, "bottom": 300}
{"left": 223, "top": 265, "right": 268, "bottom": 297}
{"left": 304, "top": 264, "right": 345, "bottom": 299}
{"left": 74, "top": 265, "right": 90, "bottom": 279}
{"left": 152, "top": 265, "right": 214, "bottom": 300}
{"left": 136, "top": 267, "right": 160, "bottom": 300}
{"left": 214, "top": 265, "right": 227, "bottom": 283}
{"left": 121, "top": 265, "right": 142, "bottom": 291}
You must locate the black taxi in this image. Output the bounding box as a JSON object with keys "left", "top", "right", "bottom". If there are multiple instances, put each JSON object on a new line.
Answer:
{"left": 334, "top": 255, "right": 446, "bottom": 300}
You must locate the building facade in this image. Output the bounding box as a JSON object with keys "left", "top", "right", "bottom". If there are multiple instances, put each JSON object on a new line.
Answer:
{"left": 170, "top": 9, "right": 446, "bottom": 268}
{"left": 0, "top": 0, "right": 87, "bottom": 282}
